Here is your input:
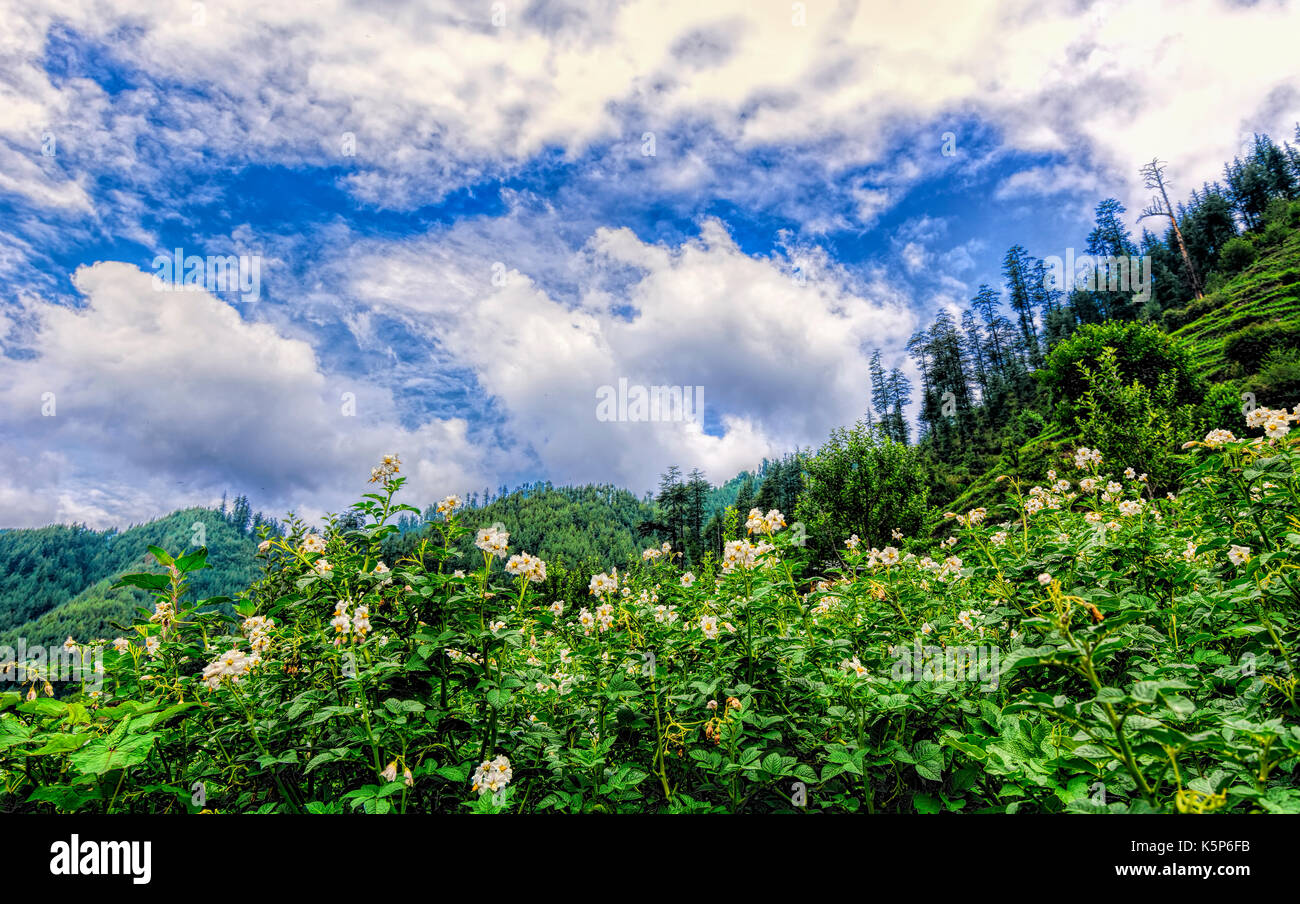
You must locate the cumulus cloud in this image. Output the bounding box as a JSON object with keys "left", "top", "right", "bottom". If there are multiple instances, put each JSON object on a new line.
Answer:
{"left": 0, "top": 262, "right": 494, "bottom": 526}
{"left": 340, "top": 216, "right": 917, "bottom": 493}
{"left": 2, "top": 0, "right": 1295, "bottom": 219}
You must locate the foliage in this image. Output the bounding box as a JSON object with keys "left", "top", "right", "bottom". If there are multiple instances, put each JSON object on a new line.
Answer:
{"left": 794, "top": 422, "right": 929, "bottom": 563}
{"left": 3, "top": 415, "right": 1299, "bottom": 813}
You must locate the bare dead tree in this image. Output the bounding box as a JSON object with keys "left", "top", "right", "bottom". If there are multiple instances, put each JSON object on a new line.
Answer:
{"left": 1138, "top": 158, "right": 1204, "bottom": 300}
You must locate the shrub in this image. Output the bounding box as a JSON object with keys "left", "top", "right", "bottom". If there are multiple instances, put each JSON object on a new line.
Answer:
{"left": 1039, "top": 321, "right": 1203, "bottom": 429}
{"left": 1217, "top": 236, "right": 1257, "bottom": 275}
{"left": 1072, "top": 347, "right": 1201, "bottom": 493}
{"left": 3, "top": 428, "right": 1300, "bottom": 815}
{"left": 1223, "top": 320, "right": 1300, "bottom": 373}
{"left": 1253, "top": 348, "right": 1300, "bottom": 410}
{"left": 794, "top": 422, "right": 928, "bottom": 560}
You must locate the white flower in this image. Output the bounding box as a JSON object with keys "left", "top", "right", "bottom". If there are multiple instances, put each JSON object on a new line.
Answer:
{"left": 313, "top": 559, "right": 334, "bottom": 576}
{"left": 1073, "top": 447, "right": 1102, "bottom": 469}
{"left": 1227, "top": 545, "right": 1250, "bottom": 567}
{"left": 1118, "top": 499, "right": 1144, "bottom": 517}
{"left": 921, "top": 622, "right": 934, "bottom": 635}
{"left": 506, "top": 552, "right": 547, "bottom": 583}
{"left": 144, "top": 636, "right": 161, "bottom": 657}
{"left": 200, "top": 647, "right": 255, "bottom": 689}
{"left": 879, "top": 546, "right": 900, "bottom": 566}
{"left": 257, "top": 540, "right": 271, "bottom": 553}
{"left": 990, "top": 531, "right": 1007, "bottom": 546}
{"left": 700, "top": 615, "right": 719, "bottom": 640}
{"left": 300, "top": 533, "right": 326, "bottom": 554}
{"left": 369, "top": 454, "right": 401, "bottom": 484}
{"left": 112, "top": 637, "right": 130, "bottom": 653}
{"left": 588, "top": 572, "right": 618, "bottom": 596}
{"left": 471, "top": 755, "right": 513, "bottom": 795}
{"left": 436, "top": 494, "right": 462, "bottom": 514}
{"left": 62, "top": 637, "right": 77, "bottom": 652}
{"left": 1203, "top": 429, "right": 1237, "bottom": 448}
{"left": 680, "top": 572, "right": 696, "bottom": 588}
{"left": 475, "top": 526, "right": 510, "bottom": 558}
{"left": 845, "top": 534, "right": 860, "bottom": 550}
{"left": 1037, "top": 573, "right": 1052, "bottom": 586}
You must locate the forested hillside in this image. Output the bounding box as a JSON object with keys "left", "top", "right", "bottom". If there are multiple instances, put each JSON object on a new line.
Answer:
{"left": 0, "top": 500, "right": 274, "bottom": 648}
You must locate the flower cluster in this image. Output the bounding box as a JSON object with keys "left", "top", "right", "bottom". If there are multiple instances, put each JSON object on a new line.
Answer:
{"left": 505, "top": 552, "right": 548, "bottom": 583}
{"left": 722, "top": 538, "right": 773, "bottom": 573}
{"left": 1073, "top": 446, "right": 1103, "bottom": 469}
{"left": 744, "top": 508, "right": 787, "bottom": 536}
{"left": 369, "top": 453, "right": 401, "bottom": 484}
{"left": 471, "top": 755, "right": 513, "bottom": 795}
{"left": 329, "top": 601, "right": 370, "bottom": 644}
{"left": 241, "top": 615, "right": 275, "bottom": 653}
{"left": 435, "top": 494, "right": 462, "bottom": 515}
{"left": 200, "top": 648, "right": 258, "bottom": 690}
{"left": 1246, "top": 405, "right": 1297, "bottom": 440}
{"left": 475, "top": 526, "right": 510, "bottom": 559}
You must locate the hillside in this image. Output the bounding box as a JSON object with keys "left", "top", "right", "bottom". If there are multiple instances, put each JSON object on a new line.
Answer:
{"left": 944, "top": 201, "right": 1300, "bottom": 522}
{"left": 0, "top": 508, "right": 262, "bottom": 648}
{"left": 395, "top": 484, "right": 660, "bottom": 571}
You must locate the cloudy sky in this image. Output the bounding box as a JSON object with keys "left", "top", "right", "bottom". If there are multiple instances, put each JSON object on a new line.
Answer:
{"left": 1, "top": 0, "right": 1298, "bottom": 528}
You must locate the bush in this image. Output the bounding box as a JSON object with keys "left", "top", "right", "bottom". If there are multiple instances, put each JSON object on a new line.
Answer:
{"left": 1217, "top": 236, "right": 1257, "bottom": 276}
{"left": 1261, "top": 220, "right": 1290, "bottom": 249}
{"left": 1072, "top": 347, "right": 1201, "bottom": 493}
{"left": 1223, "top": 320, "right": 1300, "bottom": 373}
{"left": 794, "top": 422, "right": 928, "bottom": 560}
{"left": 5, "top": 434, "right": 1300, "bottom": 814}
{"left": 1253, "top": 348, "right": 1300, "bottom": 410}
{"left": 1039, "top": 321, "right": 1204, "bottom": 429}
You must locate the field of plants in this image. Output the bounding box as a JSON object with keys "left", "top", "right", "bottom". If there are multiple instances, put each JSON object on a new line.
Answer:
{"left": 3, "top": 410, "right": 1299, "bottom": 814}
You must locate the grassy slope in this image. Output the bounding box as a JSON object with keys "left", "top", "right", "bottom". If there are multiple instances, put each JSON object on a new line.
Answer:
{"left": 1167, "top": 223, "right": 1300, "bottom": 381}
{"left": 945, "top": 219, "right": 1300, "bottom": 523}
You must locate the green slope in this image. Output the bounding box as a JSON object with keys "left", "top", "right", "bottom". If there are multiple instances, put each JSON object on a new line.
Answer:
{"left": 0, "top": 508, "right": 262, "bottom": 648}
{"left": 946, "top": 207, "right": 1300, "bottom": 523}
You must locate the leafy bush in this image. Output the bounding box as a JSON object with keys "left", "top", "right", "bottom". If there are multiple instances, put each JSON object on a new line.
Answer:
{"left": 1039, "top": 321, "right": 1204, "bottom": 430}
{"left": 794, "top": 422, "right": 928, "bottom": 561}
{"left": 1253, "top": 349, "right": 1300, "bottom": 409}
{"left": 1224, "top": 320, "right": 1300, "bottom": 373}
{"left": 1218, "top": 236, "right": 1257, "bottom": 276}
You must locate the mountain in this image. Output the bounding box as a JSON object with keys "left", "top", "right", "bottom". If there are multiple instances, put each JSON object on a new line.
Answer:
{"left": 0, "top": 508, "right": 263, "bottom": 649}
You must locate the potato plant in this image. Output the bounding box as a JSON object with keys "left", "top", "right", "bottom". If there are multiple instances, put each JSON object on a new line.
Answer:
{"left": 2, "top": 414, "right": 1299, "bottom": 814}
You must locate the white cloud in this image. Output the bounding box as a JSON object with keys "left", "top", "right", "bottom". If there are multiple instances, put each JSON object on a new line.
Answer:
{"left": 341, "top": 216, "right": 917, "bottom": 493}
{"left": 0, "top": 262, "right": 494, "bottom": 527}
{"left": 3, "top": 0, "right": 1295, "bottom": 223}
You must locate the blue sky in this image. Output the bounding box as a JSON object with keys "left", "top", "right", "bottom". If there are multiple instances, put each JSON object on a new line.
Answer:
{"left": 1, "top": 0, "right": 1298, "bottom": 528}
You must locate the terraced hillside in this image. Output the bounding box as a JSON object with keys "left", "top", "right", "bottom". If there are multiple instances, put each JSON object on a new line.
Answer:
{"left": 944, "top": 205, "right": 1300, "bottom": 523}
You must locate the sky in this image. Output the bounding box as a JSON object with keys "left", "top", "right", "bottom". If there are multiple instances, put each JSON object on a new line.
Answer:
{"left": 1, "top": 0, "right": 1298, "bottom": 529}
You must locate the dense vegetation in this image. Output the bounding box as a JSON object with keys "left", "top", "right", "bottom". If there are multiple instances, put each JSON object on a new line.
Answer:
{"left": 3, "top": 421, "right": 1297, "bottom": 813}
{"left": 0, "top": 501, "right": 275, "bottom": 650}
{"left": 1, "top": 126, "right": 1298, "bottom": 815}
